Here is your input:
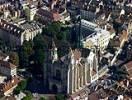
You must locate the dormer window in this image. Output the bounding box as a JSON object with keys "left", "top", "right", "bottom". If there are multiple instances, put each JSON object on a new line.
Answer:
{"left": 10, "top": 27, "right": 13, "bottom": 30}
{"left": 4, "top": 24, "right": 6, "bottom": 28}
{"left": 7, "top": 25, "right": 9, "bottom": 29}
{"left": 18, "top": 30, "right": 20, "bottom": 34}
{"left": 14, "top": 29, "right": 16, "bottom": 32}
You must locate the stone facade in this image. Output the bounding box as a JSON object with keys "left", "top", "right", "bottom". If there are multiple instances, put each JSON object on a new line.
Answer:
{"left": 0, "top": 19, "right": 42, "bottom": 47}
{"left": 43, "top": 42, "right": 108, "bottom": 94}
{"left": 128, "top": 20, "right": 132, "bottom": 34}
{"left": 81, "top": 19, "right": 111, "bottom": 51}
{"left": 0, "top": 60, "right": 17, "bottom": 77}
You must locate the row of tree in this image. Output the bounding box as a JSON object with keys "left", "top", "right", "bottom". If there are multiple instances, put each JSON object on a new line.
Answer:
{"left": 18, "top": 34, "right": 45, "bottom": 68}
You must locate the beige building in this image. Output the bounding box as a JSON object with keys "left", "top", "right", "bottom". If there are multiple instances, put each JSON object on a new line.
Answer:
{"left": 81, "top": 20, "right": 111, "bottom": 51}
{"left": 0, "top": 19, "right": 42, "bottom": 46}
{"left": 128, "top": 20, "right": 132, "bottom": 34}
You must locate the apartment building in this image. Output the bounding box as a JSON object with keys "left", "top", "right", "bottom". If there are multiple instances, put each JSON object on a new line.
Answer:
{"left": 80, "top": 19, "right": 111, "bottom": 51}
{"left": 0, "top": 19, "right": 42, "bottom": 46}
{"left": 35, "top": 8, "right": 61, "bottom": 24}
{"left": 0, "top": 60, "right": 17, "bottom": 77}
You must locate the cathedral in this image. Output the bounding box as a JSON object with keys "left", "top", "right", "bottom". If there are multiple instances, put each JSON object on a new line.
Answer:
{"left": 43, "top": 40, "right": 105, "bottom": 94}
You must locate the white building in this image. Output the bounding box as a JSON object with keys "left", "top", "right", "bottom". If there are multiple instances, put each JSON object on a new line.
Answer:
{"left": 81, "top": 19, "right": 111, "bottom": 50}
{"left": 0, "top": 19, "right": 42, "bottom": 46}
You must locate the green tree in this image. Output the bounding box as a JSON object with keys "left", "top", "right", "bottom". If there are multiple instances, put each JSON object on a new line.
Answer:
{"left": 40, "top": 97, "right": 46, "bottom": 100}
{"left": 13, "top": 86, "right": 21, "bottom": 95}
{"left": 14, "top": 80, "right": 27, "bottom": 95}
{"left": 55, "top": 94, "right": 65, "bottom": 100}
{"left": 33, "top": 34, "right": 45, "bottom": 65}
{"left": 19, "top": 41, "right": 33, "bottom": 67}
{"left": 33, "top": 34, "right": 45, "bottom": 49}
{"left": 34, "top": 49, "right": 45, "bottom": 65}
{"left": 48, "top": 22, "right": 62, "bottom": 35}
{"left": 56, "top": 31, "right": 67, "bottom": 40}
{"left": 9, "top": 52, "right": 19, "bottom": 66}
{"left": 22, "top": 91, "right": 33, "bottom": 100}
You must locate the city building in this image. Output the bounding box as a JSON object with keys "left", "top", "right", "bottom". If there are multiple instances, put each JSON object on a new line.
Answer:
{"left": 43, "top": 41, "right": 108, "bottom": 95}
{"left": 35, "top": 8, "right": 61, "bottom": 24}
{"left": 0, "top": 19, "right": 42, "bottom": 46}
{"left": 35, "top": 6, "right": 70, "bottom": 24}
{"left": 24, "top": 5, "right": 38, "bottom": 21}
{"left": 80, "top": 19, "right": 111, "bottom": 51}
{"left": 128, "top": 20, "right": 132, "bottom": 34}
{"left": 0, "top": 52, "right": 20, "bottom": 97}
{"left": 0, "top": 0, "right": 10, "bottom": 11}
{"left": 0, "top": 60, "right": 17, "bottom": 77}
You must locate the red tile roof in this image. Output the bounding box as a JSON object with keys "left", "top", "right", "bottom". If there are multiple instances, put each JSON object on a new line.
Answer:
{"left": 0, "top": 76, "right": 21, "bottom": 93}
{"left": 36, "top": 8, "right": 61, "bottom": 22}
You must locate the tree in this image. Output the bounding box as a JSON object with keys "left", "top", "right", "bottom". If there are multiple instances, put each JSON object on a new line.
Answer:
{"left": 33, "top": 34, "right": 45, "bottom": 49}
{"left": 9, "top": 52, "right": 19, "bottom": 66}
{"left": 22, "top": 91, "right": 33, "bottom": 100}
{"left": 33, "top": 34, "right": 45, "bottom": 65}
{"left": 55, "top": 94, "right": 65, "bottom": 100}
{"left": 46, "top": 22, "right": 64, "bottom": 39}
{"left": 19, "top": 41, "right": 33, "bottom": 67}
{"left": 56, "top": 31, "right": 68, "bottom": 40}
{"left": 108, "top": 65, "right": 128, "bottom": 81}
{"left": 39, "top": 97, "right": 46, "bottom": 100}
{"left": 14, "top": 80, "right": 27, "bottom": 95}
{"left": 48, "top": 22, "right": 62, "bottom": 36}
{"left": 34, "top": 49, "right": 45, "bottom": 65}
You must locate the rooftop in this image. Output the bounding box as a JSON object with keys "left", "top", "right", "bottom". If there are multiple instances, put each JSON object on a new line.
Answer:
{"left": 36, "top": 8, "right": 61, "bottom": 22}
{"left": 0, "top": 19, "right": 24, "bottom": 37}
{"left": 125, "top": 61, "right": 132, "bottom": 79}
{"left": 0, "top": 76, "right": 21, "bottom": 93}
{"left": 0, "top": 60, "right": 17, "bottom": 69}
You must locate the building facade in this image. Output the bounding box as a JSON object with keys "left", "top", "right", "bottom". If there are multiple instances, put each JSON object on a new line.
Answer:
{"left": 35, "top": 8, "right": 61, "bottom": 24}
{"left": 0, "top": 60, "right": 17, "bottom": 77}
{"left": 0, "top": 19, "right": 42, "bottom": 46}
{"left": 43, "top": 42, "right": 108, "bottom": 95}
{"left": 128, "top": 20, "right": 132, "bottom": 34}
{"left": 24, "top": 5, "right": 38, "bottom": 21}
{"left": 81, "top": 19, "right": 111, "bottom": 51}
